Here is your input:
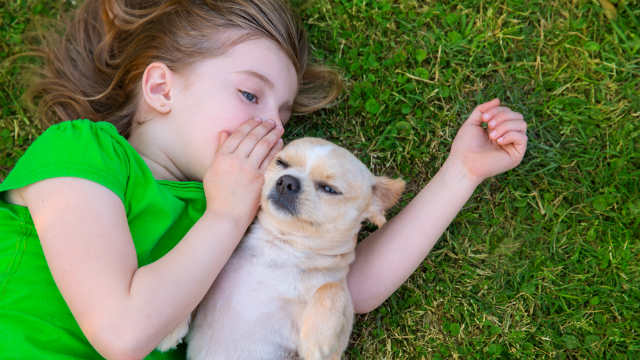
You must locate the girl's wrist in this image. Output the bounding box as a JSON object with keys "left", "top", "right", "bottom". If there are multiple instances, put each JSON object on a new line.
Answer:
{"left": 441, "top": 156, "right": 484, "bottom": 190}
{"left": 200, "top": 208, "right": 251, "bottom": 233}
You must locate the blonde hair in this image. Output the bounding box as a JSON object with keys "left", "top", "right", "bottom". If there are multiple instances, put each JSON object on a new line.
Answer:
{"left": 23, "top": 0, "right": 342, "bottom": 136}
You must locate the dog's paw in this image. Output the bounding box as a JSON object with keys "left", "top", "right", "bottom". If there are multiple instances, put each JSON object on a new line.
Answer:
{"left": 299, "top": 283, "right": 352, "bottom": 360}
{"left": 156, "top": 316, "right": 190, "bottom": 352}
{"left": 299, "top": 312, "right": 348, "bottom": 360}
{"left": 299, "top": 342, "right": 341, "bottom": 360}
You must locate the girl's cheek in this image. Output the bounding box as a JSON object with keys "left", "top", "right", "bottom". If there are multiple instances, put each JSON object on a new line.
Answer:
{"left": 225, "top": 107, "right": 255, "bottom": 131}
{"left": 234, "top": 98, "right": 260, "bottom": 125}
{"left": 209, "top": 89, "right": 256, "bottom": 131}
{"left": 204, "top": 97, "right": 237, "bottom": 130}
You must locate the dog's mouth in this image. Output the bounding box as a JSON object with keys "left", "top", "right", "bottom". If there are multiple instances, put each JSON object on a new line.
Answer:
{"left": 266, "top": 175, "right": 301, "bottom": 216}
{"left": 267, "top": 189, "right": 298, "bottom": 216}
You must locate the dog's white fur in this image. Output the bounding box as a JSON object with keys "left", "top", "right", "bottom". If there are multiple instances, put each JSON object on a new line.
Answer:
{"left": 158, "top": 137, "right": 405, "bottom": 359}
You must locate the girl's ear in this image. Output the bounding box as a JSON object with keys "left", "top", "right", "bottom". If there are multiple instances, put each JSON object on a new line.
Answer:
{"left": 366, "top": 176, "right": 406, "bottom": 227}
{"left": 141, "top": 62, "right": 174, "bottom": 115}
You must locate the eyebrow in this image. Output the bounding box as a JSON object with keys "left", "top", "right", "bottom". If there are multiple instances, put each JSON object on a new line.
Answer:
{"left": 235, "top": 70, "right": 274, "bottom": 89}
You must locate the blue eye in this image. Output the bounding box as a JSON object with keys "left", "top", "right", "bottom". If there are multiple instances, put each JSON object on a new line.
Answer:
{"left": 317, "top": 183, "right": 342, "bottom": 195}
{"left": 239, "top": 90, "right": 258, "bottom": 104}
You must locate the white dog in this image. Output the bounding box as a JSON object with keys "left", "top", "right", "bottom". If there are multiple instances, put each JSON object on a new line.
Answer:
{"left": 159, "top": 137, "right": 405, "bottom": 359}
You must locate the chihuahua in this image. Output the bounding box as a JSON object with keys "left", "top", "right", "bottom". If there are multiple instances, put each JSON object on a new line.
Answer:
{"left": 159, "top": 137, "right": 405, "bottom": 359}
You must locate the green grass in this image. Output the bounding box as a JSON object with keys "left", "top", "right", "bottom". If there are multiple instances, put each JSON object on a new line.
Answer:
{"left": 2, "top": 0, "right": 639, "bottom": 358}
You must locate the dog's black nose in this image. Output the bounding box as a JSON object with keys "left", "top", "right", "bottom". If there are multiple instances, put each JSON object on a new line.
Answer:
{"left": 276, "top": 175, "right": 300, "bottom": 195}
{"left": 270, "top": 175, "right": 301, "bottom": 216}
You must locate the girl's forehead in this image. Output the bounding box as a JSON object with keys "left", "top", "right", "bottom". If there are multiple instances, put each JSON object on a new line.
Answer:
{"left": 225, "top": 38, "right": 292, "bottom": 66}
{"left": 187, "top": 37, "right": 298, "bottom": 92}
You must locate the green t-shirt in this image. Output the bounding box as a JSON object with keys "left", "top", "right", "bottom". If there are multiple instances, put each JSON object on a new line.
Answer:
{"left": 0, "top": 120, "right": 207, "bottom": 359}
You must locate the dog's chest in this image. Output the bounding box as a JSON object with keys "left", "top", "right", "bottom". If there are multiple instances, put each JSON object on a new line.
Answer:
{"left": 231, "top": 226, "right": 349, "bottom": 301}
{"left": 187, "top": 224, "right": 351, "bottom": 359}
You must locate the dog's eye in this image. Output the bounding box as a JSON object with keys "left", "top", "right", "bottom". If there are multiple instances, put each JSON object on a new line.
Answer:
{"left": 317, "top": 183, "right": 342, "bottom": 195}
{"left": 276, "top": 159, "right": 289, "bottom": 168}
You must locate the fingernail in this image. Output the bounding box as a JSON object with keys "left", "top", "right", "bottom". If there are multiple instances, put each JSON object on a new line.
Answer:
{"left": 266, "top": 119, "right": 275, "bottom": 125}
{"left": 489, "top": 120, "right": 496, "bottom": 127}
{"left": 497, "top": 137, "right": 503, "bottom": 143}
{"left": 490, "top": 130, "right": 497, "bottom": 138}
{"left": 483, "top": 113, "right": 490, "bottom": 120}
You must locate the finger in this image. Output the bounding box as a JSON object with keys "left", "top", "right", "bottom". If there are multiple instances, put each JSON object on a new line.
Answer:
{"left": 466, "top": 98, "right": 501, "bottom": 126}
{"left": 216, "top": 131, "right": 230, "bottom": 153}
{"left": 486, "top": 110, "right": 524, "bottom": 131}
{"left": 235, "top": 120, "right": 278, "bottom": 157}
{"left": 477, "top": 98, "right": 501, "bottom": 113}
{"left": 247, "top": 125, "right": 284, "bottom": 167}
{"left": 488, "top": 119, "right": 527, "bottom": 141}
{"left": 259, "top": 138, "right": 284, "bottom": 172}
{"left": 497, "top": 131, "right": 528, "bottom": 158}
{"left": 481, "top": 106, "right": 516, "bottom": 123}
{"left": 221, "top": 118, "right": 262, "bottom": 153}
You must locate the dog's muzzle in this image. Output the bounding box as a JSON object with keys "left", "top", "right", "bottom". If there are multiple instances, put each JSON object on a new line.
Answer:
{"left": 268, "top": 174, "right": 300, "bottom": 216}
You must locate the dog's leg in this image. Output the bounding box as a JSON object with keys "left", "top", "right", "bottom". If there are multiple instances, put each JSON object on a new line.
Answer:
{"left": 299, "top": 282, "right": 353, "bottom": 360}
{"left": 156, "top": 314, "right": 191, "bottom": 352}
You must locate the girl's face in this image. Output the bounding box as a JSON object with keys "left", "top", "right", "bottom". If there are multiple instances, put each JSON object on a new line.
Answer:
{"left": 136, "top": 36, "right": 299, "bottom": 181}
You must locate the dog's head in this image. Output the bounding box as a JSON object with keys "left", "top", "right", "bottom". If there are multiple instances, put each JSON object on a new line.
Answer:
{"left": 258, "top": 137, "right": 405, "bottom": 254}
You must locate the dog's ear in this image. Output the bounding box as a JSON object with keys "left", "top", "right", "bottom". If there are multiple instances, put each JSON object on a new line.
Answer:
{"left": 366, "top": 176, "right": 406, "bottom": 227}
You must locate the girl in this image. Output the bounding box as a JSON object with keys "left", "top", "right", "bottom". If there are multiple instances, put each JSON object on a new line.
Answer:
{"left": 0, "top": 0, "right": 527, "bottom": 359}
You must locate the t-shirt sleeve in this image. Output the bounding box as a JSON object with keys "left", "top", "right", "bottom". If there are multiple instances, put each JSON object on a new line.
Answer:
{"left": 0, "top": 120, "right": 132, "bottom": 204}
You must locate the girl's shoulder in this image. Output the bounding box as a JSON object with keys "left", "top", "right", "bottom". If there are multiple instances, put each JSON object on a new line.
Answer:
{"left": 0, "top": 119, "right": 151, "bottom": 205}
{"left": 25, "top": 118, "right": 128, "bottom": 155}
{"left": 40, "top": 118, "right": 125, "bottom": 147}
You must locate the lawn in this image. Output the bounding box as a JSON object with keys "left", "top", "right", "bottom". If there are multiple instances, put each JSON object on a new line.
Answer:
{"left": 1, "top": 0, "right": 639, "bottom": 359}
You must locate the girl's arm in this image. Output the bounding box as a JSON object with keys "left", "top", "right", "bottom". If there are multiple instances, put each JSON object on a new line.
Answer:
{"left": 348, "top": 158, "right": 478, "bottom": 314}
{"left": 21, "top": 178, "right": 242, "bottom": 359}
{"left": 18, "top": 119, "right": 283, "bottom": 360}
{"left": 348, "top": 99, "right": 528, "bottom": 314}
